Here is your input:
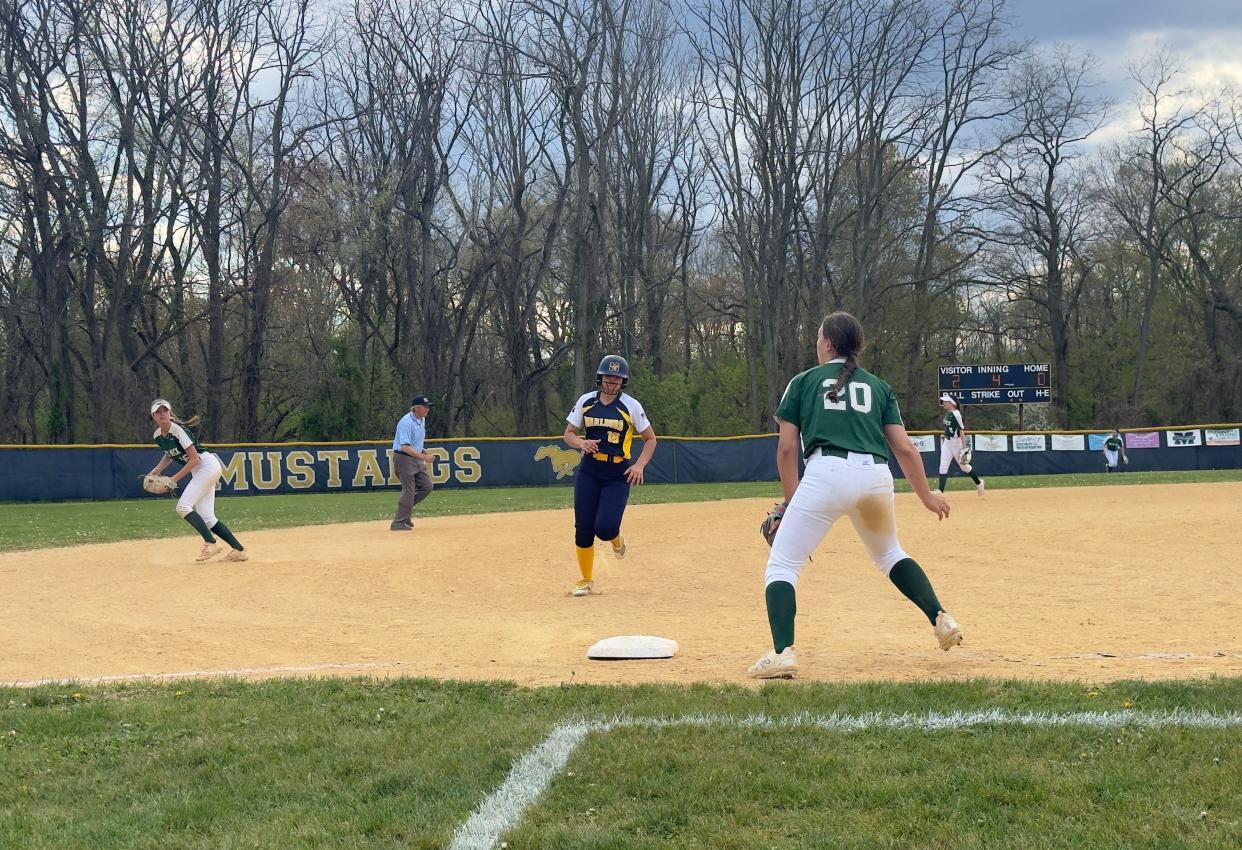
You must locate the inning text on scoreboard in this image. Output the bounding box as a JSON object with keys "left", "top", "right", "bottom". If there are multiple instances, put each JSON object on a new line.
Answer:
{"left": 938, "top": 363, "right": 1051, "bottom": 404}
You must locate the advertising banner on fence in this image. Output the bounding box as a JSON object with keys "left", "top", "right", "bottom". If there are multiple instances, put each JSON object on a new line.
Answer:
{"left": 909, "top": 435, "right": 935, "bottom": 453}
{"left": 1012, "top": 434, "right": 1046, "bottom": 452}
{"left": 1205, "top": 428, "right": 1241, "bottom": 446}
{"left": 1125, "top": 432, "right": 1161, "bottom": 449}
{"left": 1087, "top": 433, "right": 1108, "bottom": 450}
{"left": 1051, "top": 434, "right": 1085, "bottom": 451}
{"left": 1167, "top": 430, "right": 1202, "bottom": 447}
{"left": 973, "top": 434, "right": 1008, "bottom": 452}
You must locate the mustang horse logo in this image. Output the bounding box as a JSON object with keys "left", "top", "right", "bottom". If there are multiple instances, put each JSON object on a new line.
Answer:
{"left": 534, "top": 444, "right": 582, "bottom": 479}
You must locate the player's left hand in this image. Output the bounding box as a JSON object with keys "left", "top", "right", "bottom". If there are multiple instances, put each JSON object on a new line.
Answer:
{"left": 625, "top": 463, "right": 646, "bottom": 485}
{"left": 1123, "top": 456, "right": 1130, "bottom": 465}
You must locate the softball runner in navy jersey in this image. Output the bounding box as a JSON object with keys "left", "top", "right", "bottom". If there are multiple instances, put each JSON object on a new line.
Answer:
{"left": 562, "top": 355, "right": 657, "bottom": 596}
{"left": 148, "top": 399, "right": 247, "bottom": 563}
{"left": 747, "top": 313, "right": 963, "bottom": 679}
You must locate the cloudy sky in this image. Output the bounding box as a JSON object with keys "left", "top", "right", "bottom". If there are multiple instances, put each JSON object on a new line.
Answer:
{"left": 1003, "top": 1, "right": 1242, "bottom": 140}
{"left": 1007, "top": 0, "right": 1242, "bottom": 92}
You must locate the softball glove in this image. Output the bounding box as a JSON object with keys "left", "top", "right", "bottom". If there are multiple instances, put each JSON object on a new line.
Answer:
{"left": 141, "top": 474, "right": 178, "bottom": 495}
{"left": 760, "top": 501, "right": 787, "bottom": 547}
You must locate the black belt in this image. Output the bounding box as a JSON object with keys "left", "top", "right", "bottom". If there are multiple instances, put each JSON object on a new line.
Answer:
{"left": 819, "top": 446, "right": 887, "bottom": 464}
{"left": 590, "top": 452, "right": 626, "bottom": 464}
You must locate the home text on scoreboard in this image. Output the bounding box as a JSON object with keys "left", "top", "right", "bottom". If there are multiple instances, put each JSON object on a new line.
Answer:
{"left": 937, "top": 363, "right": 1051, "bottom": 405}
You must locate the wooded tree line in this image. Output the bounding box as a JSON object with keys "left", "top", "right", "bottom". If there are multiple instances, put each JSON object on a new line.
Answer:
{"left": 2, "top": 0, "right": 1241, "bottom": 444}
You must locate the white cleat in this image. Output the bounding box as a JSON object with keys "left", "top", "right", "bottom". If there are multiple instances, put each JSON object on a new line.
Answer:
{"left": 195, "top": 543, "right": 221, "bottom": 562}
{"left": 571, "top": 579, "right": 594, "bottom": 597}
{"left": 747, "top": 646, "right": 798, "bottom": 679}
{"left": 935, "top": 612, "right": 964, "bottom": 651}
{"left": 223, "top": 550, "right": 249, "bottom": 562}
{"left": 611, "top": 536, "right": 626, "bottom": 559}
{"left": 976, "top": 479, "right": 985, "bottom": 497}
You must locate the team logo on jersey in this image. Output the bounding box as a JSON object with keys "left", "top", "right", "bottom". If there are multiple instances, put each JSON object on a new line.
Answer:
{"left": 534, "top": 445, "right": 583, "bottom": 479}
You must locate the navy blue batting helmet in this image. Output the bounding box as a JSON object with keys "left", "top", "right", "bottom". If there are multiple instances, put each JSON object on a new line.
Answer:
{"left": 596, "top": 354, "right": 630, "bottom": 386}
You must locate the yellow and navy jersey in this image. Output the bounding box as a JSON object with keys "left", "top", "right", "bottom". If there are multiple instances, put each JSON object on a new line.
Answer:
{"left": 566, "top": 391, "right": 651, "bottom": 461}
{"left": 774, "top": 360, "right": 901, "bottom": 460}
{"left": 153, "top": 422, "right": 205, "bottom": 465}
{"left": 942, "top": 410, "right": 965, "bottom": 440}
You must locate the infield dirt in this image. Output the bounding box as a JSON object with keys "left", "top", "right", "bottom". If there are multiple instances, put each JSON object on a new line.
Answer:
{"left": 3, "top": 482, "right": 1240, "bottom": 687}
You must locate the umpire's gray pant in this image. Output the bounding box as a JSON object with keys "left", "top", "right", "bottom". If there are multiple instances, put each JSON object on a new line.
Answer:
{"left": 392, "top": 453, "right": 434, "bottom": 525}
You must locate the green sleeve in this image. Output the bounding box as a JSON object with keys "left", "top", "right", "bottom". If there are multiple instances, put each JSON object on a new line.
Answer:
{"left": 774, "top": 374, "right": 803, "bottom": 424}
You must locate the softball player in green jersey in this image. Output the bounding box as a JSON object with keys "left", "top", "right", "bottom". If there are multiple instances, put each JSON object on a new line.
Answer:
{"left": 148, "top": 399, "right": 247, "bottom": 563}
{"left": 747, "top": 312, "right": 963, "bottom": 679}
{"left": 1102, "top": 429, "right": 1128, "bottom": 471}
{"left": 937, "top": 394, "right": 984, "bottom": 495}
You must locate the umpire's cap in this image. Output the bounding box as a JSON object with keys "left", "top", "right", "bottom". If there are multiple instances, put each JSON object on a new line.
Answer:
{"left": 410, "top": 395, "right": 433, "bottom": 407}
{"left": 596, "top": 354, "right": 630, "bottom": 384}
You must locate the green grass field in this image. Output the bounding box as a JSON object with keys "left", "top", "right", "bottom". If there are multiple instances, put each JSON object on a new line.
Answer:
{"left": 3, "top": 471, "right": 1241, "bottom": 848}
{"left": 2, "top": 678, "right": 1240, "bottom": 849}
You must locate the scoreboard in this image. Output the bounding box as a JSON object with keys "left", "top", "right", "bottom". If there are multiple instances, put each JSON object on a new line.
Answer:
{"left": 938, "top": 363, "right": 1051, "bottom": 405}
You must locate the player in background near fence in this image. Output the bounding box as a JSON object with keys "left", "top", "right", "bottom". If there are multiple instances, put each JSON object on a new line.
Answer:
{"left": 1102, "top": 429, "right": 1128, "bottom": 472}
{"left": 562, "top": 355, "right": 657, "bottom": 597}
{"left": 391, "top": 395, "right": 435, "bottom": 531}
{"left": 938, "top": 393, "right": 984, "bottom": 496}
{"left": 747, "top": 312, "right": 963, "bottom": 679}
{"left": 147, "top": 399, "right": 247, "bottom": 562}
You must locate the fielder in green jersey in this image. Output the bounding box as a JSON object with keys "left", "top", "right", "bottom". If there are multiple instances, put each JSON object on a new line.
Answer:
{"left": 148, "top": 398, "right": 248, "bottom": 563}
{"left": 937, "top": 394, "right": 984, "bottom": 495}
{"left": 747, "top": 312, "right": 964, "bottom": 679}
{"left": 1102, "top": 429, "right": 1128, "bottom": 472}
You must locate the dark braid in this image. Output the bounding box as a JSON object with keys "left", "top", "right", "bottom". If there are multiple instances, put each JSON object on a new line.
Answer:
{"left": 821, "top": 312, "right": 865, "bottom": 402}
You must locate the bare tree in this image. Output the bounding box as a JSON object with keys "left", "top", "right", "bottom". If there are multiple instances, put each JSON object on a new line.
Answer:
{"left": 983, "top": 46, "right": 1109, "bottom": 427}
{"left": 1099, "top": 50, "right": 1227, "bottom": 413}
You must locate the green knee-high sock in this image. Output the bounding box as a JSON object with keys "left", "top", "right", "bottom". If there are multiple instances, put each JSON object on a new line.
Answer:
{"left": 182, "top": 510, "right": 216, "bottom": 543}
{"left": 938, "top": 474, "right": 947, "bottom": 492}
{"left": 765, "top": 581, "right": 797, "bottom": 653}
{"left": 211, "top": 521, "right": 243, "bottom": 551}
{"left": 888, "top": 558, "right": 943, "bottom": 625}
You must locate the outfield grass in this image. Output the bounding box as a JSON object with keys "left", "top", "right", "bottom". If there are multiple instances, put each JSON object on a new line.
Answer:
{"left": 2, "top": 677, "right": 1239, "bottom": 849}
{"left": 1, "top": 469, "right": 1239, "bottom": 553}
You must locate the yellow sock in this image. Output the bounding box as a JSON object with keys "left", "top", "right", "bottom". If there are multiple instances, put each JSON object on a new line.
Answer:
{"left": 576, "top": 545, "right": 594, "bottom": 581}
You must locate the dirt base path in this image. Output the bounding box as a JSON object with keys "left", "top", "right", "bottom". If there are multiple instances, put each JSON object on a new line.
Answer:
{"left": 3, "top": 482, "right": 1240, "bottom": 688}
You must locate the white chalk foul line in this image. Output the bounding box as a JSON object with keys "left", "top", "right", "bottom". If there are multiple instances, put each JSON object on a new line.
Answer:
{"left": 448, "top": 708, "right": 1242, "bottom": 850}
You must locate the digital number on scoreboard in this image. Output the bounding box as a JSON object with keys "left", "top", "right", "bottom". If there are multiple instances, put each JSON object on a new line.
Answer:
{"left": 938, "top": 363, "right": 1051, "bottom": 404}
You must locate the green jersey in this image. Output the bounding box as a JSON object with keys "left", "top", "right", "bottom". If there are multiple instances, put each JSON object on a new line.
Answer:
{"left": 153, "top": 422, "right": 204, "bottom": 466}
{"left": 942, "top": 410, "right": 964, "bottom": 440}
{"left": 1104, "top": 435, "right": 1123, "bottom": 452}
{"left": 775, "top": 360, "right": 902, "bottom": 460}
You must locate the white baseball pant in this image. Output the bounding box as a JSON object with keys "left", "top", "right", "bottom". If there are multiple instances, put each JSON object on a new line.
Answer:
{"left": 176, "top": 451, "right": 223, "bottom": 526}
{"left": 939, "top": 436, "right": 967, "bottom": 475}
{"left": 765, "top": 452, "right": 910, "bottom": 589}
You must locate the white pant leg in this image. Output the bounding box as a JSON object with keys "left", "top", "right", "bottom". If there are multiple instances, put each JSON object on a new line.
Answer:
{"left": 843, "top": 464, "right": 909, "bottom": 576}
{"left": 939, "top": 437, "right": 962, "bottom": 475}
{"left": 177, "top": 452, "right": 223, "bottom": 527}
{"left": 765, "top": 455, "right": 860, "bottom": 588}
{"left": 1103, "top": 449, "right": 1118, "bottom": 468}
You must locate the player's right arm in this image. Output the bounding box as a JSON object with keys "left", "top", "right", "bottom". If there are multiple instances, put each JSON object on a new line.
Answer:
{"left": 563, "top": 423, "right": 599, "bottom": 454}
{"left": 886, "top": 423, "right": 950, "bottom": 520}
{"left": 149, "top": 455, "right": 172, "bottom": 476}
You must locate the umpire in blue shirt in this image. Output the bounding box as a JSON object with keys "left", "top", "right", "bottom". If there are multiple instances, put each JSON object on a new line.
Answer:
{"left": 391, "top": 395, "right": 435, "bottom": 530}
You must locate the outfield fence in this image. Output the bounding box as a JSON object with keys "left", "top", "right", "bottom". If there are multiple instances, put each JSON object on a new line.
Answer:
{"left": 0, "top": 425, "right": 1238, "bottom": 502}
